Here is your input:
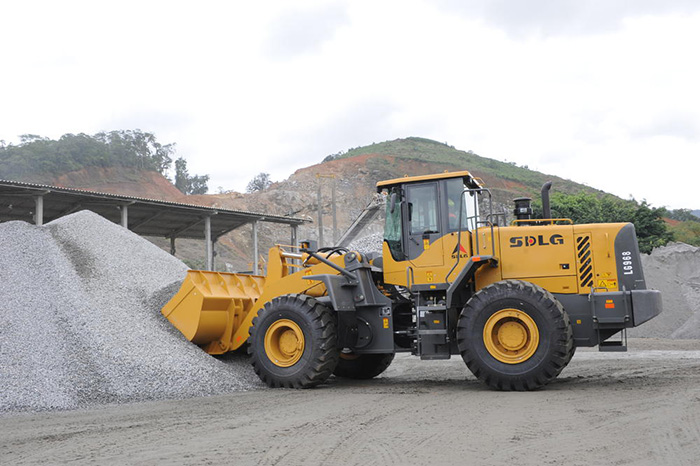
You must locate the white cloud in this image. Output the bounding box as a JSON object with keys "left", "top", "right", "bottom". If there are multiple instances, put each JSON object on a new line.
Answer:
{"left": 0, "top": 0, "right": 698, "bottom": 208}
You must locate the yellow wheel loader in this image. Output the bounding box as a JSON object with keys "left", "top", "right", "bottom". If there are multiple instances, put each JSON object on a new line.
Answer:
{"left": 162, "top": 171, "right": 662, "bottom": 390}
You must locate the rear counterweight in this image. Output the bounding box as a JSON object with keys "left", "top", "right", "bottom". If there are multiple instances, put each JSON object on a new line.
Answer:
{"left": 614, "top": 223, "right": 647, "bottom": 291}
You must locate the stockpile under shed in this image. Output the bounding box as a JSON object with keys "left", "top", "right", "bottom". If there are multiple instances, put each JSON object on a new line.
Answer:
{"left": 0, "top": 180, "right": 310, "bottom": 270}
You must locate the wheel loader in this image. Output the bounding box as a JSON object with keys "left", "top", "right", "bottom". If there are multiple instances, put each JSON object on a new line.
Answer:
{"left": 162, "top": 170, "right": 662, "bottom": 390}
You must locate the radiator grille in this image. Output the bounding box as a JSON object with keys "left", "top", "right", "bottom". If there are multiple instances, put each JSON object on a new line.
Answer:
{"left": 576, "top": 235, "right": 594, "bottom": 289}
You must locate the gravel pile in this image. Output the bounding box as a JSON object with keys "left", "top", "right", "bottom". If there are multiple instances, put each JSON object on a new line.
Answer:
{"left": 2, "top": 210, "right": 697, "bottom": 414}
{"left": 0, "top": 211, "right": 261, "bottom": 414}
{"left": 348, "top": 233, "right": 383, "bottom": 256}
{"left": 630, "top": 242, "right": 700, "bottom": 339}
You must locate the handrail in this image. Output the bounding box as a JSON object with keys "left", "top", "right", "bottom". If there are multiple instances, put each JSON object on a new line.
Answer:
{"left": 280, "top": 251, "right": 304, "bottom": 260}
{"left": 302, "top": 250, "right": 357, "bottom": 282}
{"left": 406, "top": 266, "right": 415, "bottom": 290}
{"left": 447, "top": 187, "right": 496, "bottom": 282}
{"left": 510, "top": 218, "right": 573, "bottom": 226}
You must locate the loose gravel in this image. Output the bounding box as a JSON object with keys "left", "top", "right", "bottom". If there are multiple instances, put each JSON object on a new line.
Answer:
{"left": 0, "top": 211, "right": 261, "bottom": 414}
{"left": 631, "top": 242, "right": 700, "bottom": 339}
{"left": 2, "top": 212, "right": 698, "bottom": 414}
{"left": 348, "top": 233, "right": 383, "bottom": 256}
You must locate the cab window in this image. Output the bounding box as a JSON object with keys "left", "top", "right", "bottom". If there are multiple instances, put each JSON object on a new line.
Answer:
{"left": 446, "top": 178, "right": 478, "bottom": 231}
{"left": 383, "top": 189, "right": 404, "bottom": 261}
{"left": 406, "top": 183, "right": 439, "bottom": 235}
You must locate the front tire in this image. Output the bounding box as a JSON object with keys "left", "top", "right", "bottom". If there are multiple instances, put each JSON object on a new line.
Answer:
{"left": 248, "top": 294, "right": 340, "bottom": 388}
{"left": 333, "top": 352, "right": 395, "bottom": 379}
{"left": 457, "top": 280, "right": 574, "bottom": 391}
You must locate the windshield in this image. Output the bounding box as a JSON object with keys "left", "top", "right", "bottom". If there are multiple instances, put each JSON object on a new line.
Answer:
{"left": 407, "top": 183, "right": 439, "bottom": 235}
{"left": 384, "top": 190, "right": 404, "bottom": 261}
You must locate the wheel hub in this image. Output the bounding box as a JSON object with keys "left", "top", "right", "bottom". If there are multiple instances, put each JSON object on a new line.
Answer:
{"left": 264, "top": 319, "right": 305, "bottom": 367}
{"left": 497, "top": 321, "right": 528, "bottom": 350}
{"left": 483, "top": 309, "right": 539, "bottom": 364}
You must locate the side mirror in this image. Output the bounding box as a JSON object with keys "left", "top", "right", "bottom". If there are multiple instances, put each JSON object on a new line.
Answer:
{"left": 390, "top": 192, "right": 397, "bottom": 214}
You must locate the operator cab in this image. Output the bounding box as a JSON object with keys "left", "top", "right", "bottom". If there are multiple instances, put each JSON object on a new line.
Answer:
{"left": 376, "top": 171, "right": 483, "bottom": 287}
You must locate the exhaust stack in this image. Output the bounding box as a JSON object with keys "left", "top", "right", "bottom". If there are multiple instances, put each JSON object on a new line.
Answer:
{"left": 541, "top": 181, "right": 553, "bottom": 220}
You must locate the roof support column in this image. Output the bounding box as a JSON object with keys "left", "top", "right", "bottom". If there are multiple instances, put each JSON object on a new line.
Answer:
{"left": 289, "top": 224, "right": 299, "bottom": 266}
{"left": 34, "top": 195, "right": 44, "bottom": 226}
{"left": 317, "top": 178, "right": 324, "bottom": 247}
{"left": 331, "top": 176, "right": 337, "bottom": 245}
{"left": 205, "top": 215, "right": 213, "bottom": 271}
{"left": 252, "top": 220, "right": 259, "bottom": 274}
{"left": 120, "top": 205, "right": 129, "bottom": 228}
{"left": 170, "top": 237, "right": 176, "bottom": 256}
{"left": 290, "top": 224, "right": 298, "bottom": 250}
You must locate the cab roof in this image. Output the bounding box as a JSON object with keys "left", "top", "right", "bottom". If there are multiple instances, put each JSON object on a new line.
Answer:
{"left": 376, "top": 170, "right": 481, "bottom": 192}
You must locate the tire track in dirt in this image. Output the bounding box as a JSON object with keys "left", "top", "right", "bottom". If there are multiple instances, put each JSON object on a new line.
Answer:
{"left": 254, "top": 394, "right": 414, "bottom": 465}
{"left": 2, "top": 345, "right": 700, "bottom": 465}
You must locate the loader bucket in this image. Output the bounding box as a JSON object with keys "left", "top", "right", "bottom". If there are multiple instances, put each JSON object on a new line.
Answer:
{"left": 161, "top": 270, "right": 266, "bottom": 353}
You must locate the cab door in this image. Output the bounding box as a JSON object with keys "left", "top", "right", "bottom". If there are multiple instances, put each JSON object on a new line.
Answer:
{"left": 405, "top": 182, "right": 444, "bottom": 268}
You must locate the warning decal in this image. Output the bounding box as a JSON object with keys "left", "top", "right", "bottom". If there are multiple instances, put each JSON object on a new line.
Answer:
{"left": 597, "top": 279, "right": 618, "bottom": 289}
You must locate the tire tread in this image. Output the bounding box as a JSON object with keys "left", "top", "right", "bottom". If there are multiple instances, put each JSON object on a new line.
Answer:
{"left": 457, "top": 280, "right": 574, "bottom": 391}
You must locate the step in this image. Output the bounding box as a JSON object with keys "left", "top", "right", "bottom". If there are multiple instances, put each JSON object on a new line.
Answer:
{"left": 417, "top": 329, "right": 447, "bottom": 335}
{"left": 599, "top": 340, "right": 627, "bottom": 352}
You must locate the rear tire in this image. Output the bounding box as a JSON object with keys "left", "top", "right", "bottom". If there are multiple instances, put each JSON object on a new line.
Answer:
{"left": 248, "top": 294, "right": 340, "bottom": 388}
{"left": 333, "top": 352, "right": 395, "bottom": 379}
{"left": 457, "top": 280, "right": 574, "bottom": 391}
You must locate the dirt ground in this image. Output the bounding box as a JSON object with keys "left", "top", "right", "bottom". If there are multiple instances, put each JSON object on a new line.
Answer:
{"left": 2, "top": 338, "right": 699, "bottom": 466}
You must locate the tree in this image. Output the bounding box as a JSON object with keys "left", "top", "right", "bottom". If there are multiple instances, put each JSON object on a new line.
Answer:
{"left": 532, "top": 192, "right": 672, "bottom": 253}
{"left": 0, "top": 130, "right": 179, "bottom": 180}
{"left": 188, "top": 175, "right": 209, "bottom": 195}
{"left": 246, "top": 172, "right": 272, "bottom": 192}
{"left": 662, "top": 208, "right": 700, "bottom": 223}
{"left": 631, "top": 201, "right": 674, "bottom": 252}
{"left": 94, "top": 130, "right": 174, "bottom": 174}
{"left": 19, "top": 134, "right": 47, "bottom": 144}
{"left": 174, "top": 157, "right": 209, "bottom": 195}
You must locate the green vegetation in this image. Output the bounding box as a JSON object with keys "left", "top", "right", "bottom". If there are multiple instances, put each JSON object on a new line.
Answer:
{"left": 668, "top": 221, "right": 700, "bottom": 246}
{"left": 0, "top": 131, "right": 174, "bottom": 177}
{"left": 174, "top": 157, "right": 209, "bottom": 195}
{"left": 246, "top": 172, "right": 272, "bottom": 193}
{"left": 532, "top": 192, "right": 673, "bottom": 253}
{"left": 663, "top": 208, "right": 700, "bottom": 223}
{"left": 663, "top": 208, "right": 700, "bottom": 246}
{"left": 323, "top": 137, "right": 600, "bottom": 196}
{"left": 0, "top": 130, "right": 209, "bottom": 194}
{"left": 325, "top": 137, "right": 700, "bottom": 251}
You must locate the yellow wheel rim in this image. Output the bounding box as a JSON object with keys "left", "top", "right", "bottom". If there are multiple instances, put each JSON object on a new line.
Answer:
{"left": 483, "top": 309, "right": 539, "bottom": 364}
{"left": 264, "top": 319, "right": 305, "bottom": 367}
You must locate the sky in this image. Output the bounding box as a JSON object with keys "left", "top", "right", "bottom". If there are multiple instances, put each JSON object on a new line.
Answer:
{"left": 1, "top": 0, "right": 698, "bottom": 208}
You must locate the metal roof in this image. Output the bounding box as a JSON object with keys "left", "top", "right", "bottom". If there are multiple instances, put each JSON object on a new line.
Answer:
{"left": 0, "top": 179, "right": 310, "bottom": 240}
{"left": 375, "top": 170, "right": 481, "bottom": 191}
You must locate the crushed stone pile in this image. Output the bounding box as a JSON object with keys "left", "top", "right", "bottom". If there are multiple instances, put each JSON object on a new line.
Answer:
{"left": 629, "top": 242, "right": 700, "bottom": 339}
{"left": 348, "top": 233, "right": 383, "bottom": 256}
{"left": 0, "top": 211, "right": 261, "bottom": 414}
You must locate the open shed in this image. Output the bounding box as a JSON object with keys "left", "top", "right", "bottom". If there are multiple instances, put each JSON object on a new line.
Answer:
{"left": 0, "top": 179, "right": 310, "bottom": 270}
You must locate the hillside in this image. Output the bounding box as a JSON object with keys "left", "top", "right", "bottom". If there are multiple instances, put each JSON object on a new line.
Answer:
{"left": 332, "top": 137, "right": 602, "bottom": 198}
{"left": 184, "top": 138, "right": 606, "bottom": 270}
{"left": 0, "top": 135, "right": 666, "bottom": 270}
{"left": 36, "top": 166, "right": 185, "bottom": 201}
{"left": 0, "top": 131, "right": 205, "bottom": 200}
